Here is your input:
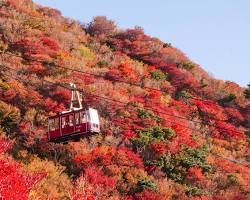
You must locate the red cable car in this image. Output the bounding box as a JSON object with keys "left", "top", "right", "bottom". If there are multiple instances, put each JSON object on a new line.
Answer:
{"left": 47, "top": 83, "right": 100, "bottom": 142}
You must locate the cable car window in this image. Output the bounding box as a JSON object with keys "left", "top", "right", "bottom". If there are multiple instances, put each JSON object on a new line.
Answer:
{"left": 62, "top": 116, "right": 69, "bottom": 128}
{"left": 61, "top": 117, "right": 65, "bottom": 128}
{"left": 54, "top": 118, "right": 59, "bottom": 130}
{"left": 80, "top": 111, "right": 86, "bottom": 123}
{"left": 69, "top": 114, "right": 74, "bottom": 126}
{"left": 49, "top": 119, "right": 55, "bottom": 131}
{"left": 75, "top": 112, "right": 80, "bottom": 124}
{"left": 87, "top": 112, "right": 90, "bottom": 121}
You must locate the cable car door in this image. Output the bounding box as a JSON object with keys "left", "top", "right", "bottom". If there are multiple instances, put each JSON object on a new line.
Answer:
{"left": 61, "top": 113, "right": 75, "bottom": 136}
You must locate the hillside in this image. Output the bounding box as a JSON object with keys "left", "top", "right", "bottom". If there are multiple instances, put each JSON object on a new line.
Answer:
{"left": 0, "top": 0, "right": 250, "bottom": 199}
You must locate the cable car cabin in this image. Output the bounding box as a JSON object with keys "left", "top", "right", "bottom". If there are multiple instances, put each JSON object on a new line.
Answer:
{"left": 47, "top": 108, "right": 100, "bottom": 142}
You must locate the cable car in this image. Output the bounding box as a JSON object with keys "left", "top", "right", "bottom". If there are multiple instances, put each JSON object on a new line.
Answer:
{"left": 47, "top": 83, "right": 100, "bottom": 142}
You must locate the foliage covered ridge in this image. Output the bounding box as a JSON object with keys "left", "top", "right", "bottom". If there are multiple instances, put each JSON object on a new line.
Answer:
{"left": 0, "top": 0, "right": 249, "bottom": 199}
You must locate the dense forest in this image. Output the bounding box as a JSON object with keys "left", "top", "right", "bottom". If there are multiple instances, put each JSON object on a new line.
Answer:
{"left": 0, "top": 0, "right": 249, "bottom": 199}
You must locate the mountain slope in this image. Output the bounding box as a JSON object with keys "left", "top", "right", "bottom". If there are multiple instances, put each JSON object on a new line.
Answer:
{"left": 0, "top": 0, "right": 249, "bottom": 199}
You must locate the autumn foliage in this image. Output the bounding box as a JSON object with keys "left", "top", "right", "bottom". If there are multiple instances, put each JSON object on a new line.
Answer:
{"left": 0, "top": 0, "right": 249, "bottom": 199}
{"left": 0, "top": 139, "right": 45, "bottom": 199}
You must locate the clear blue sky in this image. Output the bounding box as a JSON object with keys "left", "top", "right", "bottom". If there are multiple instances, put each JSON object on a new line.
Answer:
{"left": 33, "top": 0, "right": 250, "bottom": 87}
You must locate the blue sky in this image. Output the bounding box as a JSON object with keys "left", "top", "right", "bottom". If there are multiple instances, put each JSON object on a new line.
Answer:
{"left": 33, "top": 0, "right": 250, "bottom": 87}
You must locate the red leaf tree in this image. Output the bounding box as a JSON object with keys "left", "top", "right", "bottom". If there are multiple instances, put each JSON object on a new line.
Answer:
{"left": 0, "top": 139, "right": 45, "bottom": 199}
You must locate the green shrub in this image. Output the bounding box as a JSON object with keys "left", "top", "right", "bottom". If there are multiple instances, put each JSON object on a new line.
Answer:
{"left": 137, "top": 109, "right": 162, "bottom": 123}
{"left": 131, "top": 126, "right": 175, "bottom": 148}
{"left": 218, "top": 93, "right": 236, "bottom": 105}
{"left": 0, "top": 100, "right": 21, "bottom": 133}
{"left": 97, "top": 60, "right": 109, "bottom": 67}
{"left": 177, "top": 62, "right": 196, "bottom": 70}
{"left": 227, "top": 174, "right": 237, "bottom": 184}
{"left": 134, "top": 178, "right": 157, "bottom": 193}
{"left": 177, "top": 90, "right": 193, "bottom": 99}
{"left": 147, "top": 145, "right": 212, "bottom": 183}
{"left": 181, "top": 145, "right": 212, "bottom": 171}
{"left": 137, "top": 109, "right": 154, "bottom": 119}
{"left": 150, "top": 69, "right": 167, "bottom": 81}
{"left": 185, "top": 185, "right": 204, "bottom": 196}
{"left": 157, "top": 153, "right": 187, "bottom": 182}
